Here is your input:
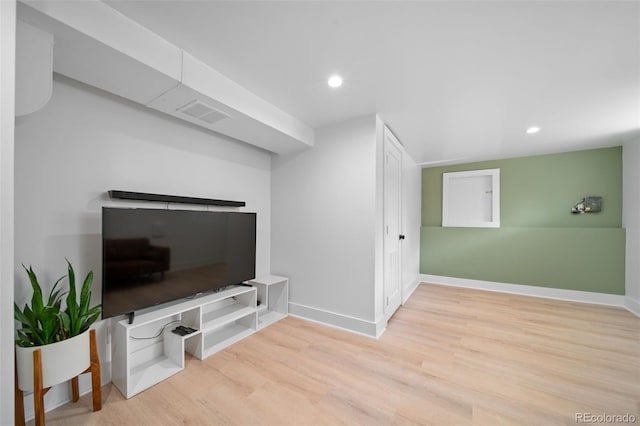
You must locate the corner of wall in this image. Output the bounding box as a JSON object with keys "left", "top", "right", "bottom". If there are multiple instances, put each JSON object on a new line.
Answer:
{"left": 623, "top": 139, "right": 640, "bottom": 306}
{"left": 0, "top": 1, "right": 16, "bottom": 423}
{"left": 624, "top": 296, "right": 640, "bottom": 317}
{"left": 15, "top": 19, "right": 53, "bottom": 116}
{"left": 402, "top": 278, "right": 420, "bottom": 304}
{"left": 288, "top": 302, "right": 381, "bottom": 338}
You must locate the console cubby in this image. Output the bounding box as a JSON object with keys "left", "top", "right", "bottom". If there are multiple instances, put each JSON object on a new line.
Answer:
{"left": 111, "top": 285, "right": 257, "bottom": 399}
{"left": 200, "top": 291, "right": 255, "bottom": 331}
{"left": 248, "top": 275, "right": 289, "bottom": 330}
{"left": 199, "top": 313, "right": 256, "bottom": 359}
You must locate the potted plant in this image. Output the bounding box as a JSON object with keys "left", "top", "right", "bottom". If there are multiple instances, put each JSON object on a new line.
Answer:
{"left": 14, "top": 260, "right": 102, "bottom": 425}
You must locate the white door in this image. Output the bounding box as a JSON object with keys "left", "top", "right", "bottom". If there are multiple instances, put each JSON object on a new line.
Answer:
{"left": 384, "top": 127, "right": 403, "bottom": 321}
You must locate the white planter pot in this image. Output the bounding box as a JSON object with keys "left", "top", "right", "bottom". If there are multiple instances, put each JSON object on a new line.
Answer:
{"left": 16, "top": 329, "right": 91, "bottom": 391}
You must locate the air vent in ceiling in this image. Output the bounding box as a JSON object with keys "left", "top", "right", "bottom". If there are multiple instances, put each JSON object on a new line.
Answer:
{"left": 176, "top": 100, "right": 230, "bottom": 125}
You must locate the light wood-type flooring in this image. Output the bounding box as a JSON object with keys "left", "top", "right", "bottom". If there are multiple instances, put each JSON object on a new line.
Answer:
{"left": 38, "top": 284, "right": 640, "bottom": 425}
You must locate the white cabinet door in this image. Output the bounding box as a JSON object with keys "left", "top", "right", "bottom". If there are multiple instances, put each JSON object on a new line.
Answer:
{"left": 384, "top": 127, "right": 403, "bottom": 320}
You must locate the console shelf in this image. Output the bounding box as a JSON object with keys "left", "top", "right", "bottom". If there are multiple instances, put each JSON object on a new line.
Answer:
{"left": 248, "top": 275, "right": 289, "bottom": 330}
{"left": 257, "top": 310, "right": 287, "bottom": 328}
{"left": 129, "top": 356, "right": 182, "bottom": 396}
{"left": 111, "top": 285, "right": 257, "bottom": 399}
{"left": 200, "top": 320, "right": 254, "bottom": 359}
{"left": 201, "top": 303, "right": 255, "bottom": 329}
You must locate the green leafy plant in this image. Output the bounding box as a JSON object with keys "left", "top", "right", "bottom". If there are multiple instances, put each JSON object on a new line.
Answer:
{"left": 13, "top": 265, "right": 65, "bottom": 347}
{"left": 60, "top": 260, "right": 101, "bottom": 339}
{"left": 14, "top": 261, "right": 101, "bottom": 347}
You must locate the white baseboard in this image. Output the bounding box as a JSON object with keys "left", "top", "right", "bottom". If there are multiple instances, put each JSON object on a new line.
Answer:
{"left": 374, "top": 320, "right": 386, "bottom": 339}
{"left": 419, "top": 275, "right": 637, "bottom": 316}
{"left": 403, "top": 278, "right": 420, "bottom": 304}
{"left": 624, "top": 296, "right": 640, "bottom": 317}
{"left": 288, "top": 302, "right": 382, "bottom": 338}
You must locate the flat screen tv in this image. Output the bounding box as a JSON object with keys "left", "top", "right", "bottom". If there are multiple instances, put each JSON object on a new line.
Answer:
{"left": 101, "top": 207, "right": 256, "bottom": 319}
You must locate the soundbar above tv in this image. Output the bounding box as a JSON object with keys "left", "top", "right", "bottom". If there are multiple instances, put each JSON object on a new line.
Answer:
{"left": 108, "top": 190, "right": 246, "bottom": 207}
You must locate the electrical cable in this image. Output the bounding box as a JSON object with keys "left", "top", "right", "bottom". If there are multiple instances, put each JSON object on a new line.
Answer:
{"left": 130, "top": 320, "right": 181, "bottom": 340}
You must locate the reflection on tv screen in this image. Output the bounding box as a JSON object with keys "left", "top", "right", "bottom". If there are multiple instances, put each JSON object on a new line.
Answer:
{"left": 102, "top": 208, "right": 256, "bottom": 318}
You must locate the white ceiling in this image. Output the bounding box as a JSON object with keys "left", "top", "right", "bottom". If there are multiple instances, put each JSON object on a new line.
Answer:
{"left": 105, "top": 0, "right": 640, "bottom": 164}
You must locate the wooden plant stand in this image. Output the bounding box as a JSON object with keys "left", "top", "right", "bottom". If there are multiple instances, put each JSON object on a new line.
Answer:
{"left": 15, "top": 329, "right": 102, "bottom": 426}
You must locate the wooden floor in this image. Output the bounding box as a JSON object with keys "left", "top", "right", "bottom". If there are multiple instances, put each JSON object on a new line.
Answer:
{"left": 41, "top": 284, "right": 639, "bottom": 425}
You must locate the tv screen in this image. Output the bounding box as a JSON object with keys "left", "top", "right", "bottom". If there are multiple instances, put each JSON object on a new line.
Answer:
{"left": 101, "top": 207, "right": 256, "bottom": 319}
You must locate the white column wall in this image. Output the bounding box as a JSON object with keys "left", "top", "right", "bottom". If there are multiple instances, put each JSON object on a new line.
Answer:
{"left": 272, "top": 115, "right": 380, "bottom": 335}
{"left": 623, "top": 139, "right": 640, "bottom": 315}
{"left": 1, "top": 1, "right": 17, "bottom": 423}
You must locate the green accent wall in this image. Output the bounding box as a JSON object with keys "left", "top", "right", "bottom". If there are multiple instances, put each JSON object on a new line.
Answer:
{"left": 421, "top": 147, "right": 625, "bottom": 294}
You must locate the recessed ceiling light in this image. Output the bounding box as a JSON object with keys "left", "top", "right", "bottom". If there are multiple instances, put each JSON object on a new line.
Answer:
{"left": 328, "top": 75, "right": 343, "bottom": 88}
{"left": 526, "top": 126, "right": 541, "bottom": 134}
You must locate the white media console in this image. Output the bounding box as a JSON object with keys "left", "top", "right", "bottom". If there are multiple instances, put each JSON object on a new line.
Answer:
{"left": 111, "top": 275, "right": 289, "bottom": 398}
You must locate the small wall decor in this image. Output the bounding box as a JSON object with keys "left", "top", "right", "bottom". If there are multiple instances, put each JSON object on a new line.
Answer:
{"left": 571, "top": 196, "right": 602, "bottom": 214}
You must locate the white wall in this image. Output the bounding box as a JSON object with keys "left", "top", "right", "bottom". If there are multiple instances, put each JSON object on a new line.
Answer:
{"left": 623, "top": 139, "right": 640, "bottom": 315}
{"left": 1, "top": 1, "right": 16, "bottom": 423}
{"left": 402, "top": 148, "right": 421, "bottom": 301}
{"left": 14, "top": 75, "right": 272, "bottom": 417}
{"left": 272, "top": 115, "right": 380, "bottom": 335}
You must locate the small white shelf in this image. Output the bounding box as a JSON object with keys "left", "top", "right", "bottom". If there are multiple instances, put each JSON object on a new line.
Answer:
{"left": 201, "top": 304, "right": 255, "bottom": 330}
{"left": 119, "top": 286, "right": 250, "bottom": 329}
{"left": 129, "top": 356, "right": 182, "bottom": 395}
{"left": 248, "top": 275, "right": 289, "bottom": 330}
{"left": 111, "top": 285, "right": 257, "bottom": 399}
{"left": 258, "top": 310, "right": 287, "bottom": 329}
{"left": 129, "top": 339, "right": 162, "bottom": 357}
{"left": 112, "top": 278, "right": 288, "bottom": 399}
{"left": 251, "top": 275, "right": 288, "bottom": 286}
{"left": 130, "top": 356, "right": 180, "bottom": 380}
{"left": 202, "top": 323, "right": 254, "bottom": 358}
